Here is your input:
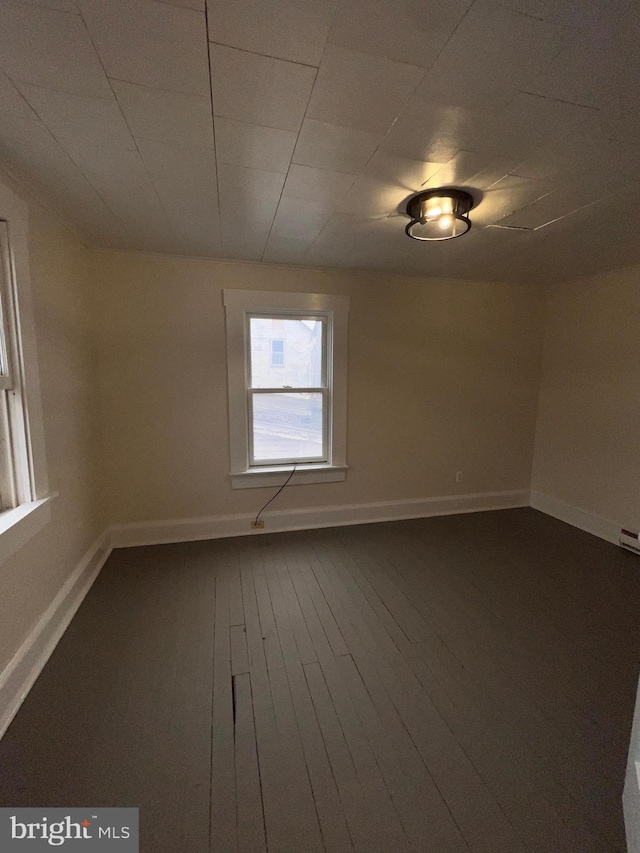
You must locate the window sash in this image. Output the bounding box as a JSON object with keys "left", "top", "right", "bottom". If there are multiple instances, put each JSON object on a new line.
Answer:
{"left": 247, "top": 311, "right": 327, "bottom": 390}
{"left": 0, "top": 223, "right": 14, "bottom": 391}
{"left": 248, "top": 388, "right": 329, "bottom": 466}
{"left": 246, "top": 310, "right": 330, "bottom": 467}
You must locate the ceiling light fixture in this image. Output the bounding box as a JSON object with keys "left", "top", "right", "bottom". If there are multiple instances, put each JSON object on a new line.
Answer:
{"left": 405, "top": 188, "right": 474, "bottom": 241}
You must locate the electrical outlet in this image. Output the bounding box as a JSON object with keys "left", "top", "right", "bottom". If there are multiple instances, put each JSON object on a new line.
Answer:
{"left": 456, "top": 471, "right": 463, "bottom": 483}
{"left": 251, "top": 519, "right": 265, "bottom": 529}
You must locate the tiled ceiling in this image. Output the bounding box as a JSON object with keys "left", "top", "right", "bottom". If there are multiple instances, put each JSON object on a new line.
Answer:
{"left": 0, "top": 0, "right": 639, "bottom": 283}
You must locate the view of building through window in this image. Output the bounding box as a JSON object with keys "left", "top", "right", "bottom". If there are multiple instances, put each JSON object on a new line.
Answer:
{"left": 249, "top": 316, "right": 325, "bottom": 463}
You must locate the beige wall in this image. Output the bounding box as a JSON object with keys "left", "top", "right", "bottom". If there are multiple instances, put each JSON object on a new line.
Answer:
{"left": 532, "top": 265, "right": 640, "bottom": 529}
{"left": 92, "top": 250, "right": 546, "bottom": 525}
{"left": 0, "top": 199, "right": 102, "bottom": 674}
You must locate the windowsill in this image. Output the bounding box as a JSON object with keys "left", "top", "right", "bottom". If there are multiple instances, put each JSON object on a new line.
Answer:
{"left": 0, "top": 494, "right": 56, "bottom": 564}
{"left": 231, "top": 464, "right": 347, "bottom": 490}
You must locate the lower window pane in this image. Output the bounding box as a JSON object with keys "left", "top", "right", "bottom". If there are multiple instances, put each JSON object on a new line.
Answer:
{"left": 252, "top": 392, "right": 324, "bottom": 462}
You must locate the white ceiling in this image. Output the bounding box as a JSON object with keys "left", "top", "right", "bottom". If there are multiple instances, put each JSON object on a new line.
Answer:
{"left": 0, "top": 0, "right": 639, "bottom": 283}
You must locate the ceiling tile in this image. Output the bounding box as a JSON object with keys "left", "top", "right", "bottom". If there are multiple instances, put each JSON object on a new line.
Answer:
{"left": 496, "top": 187, "right": 601, "bottom": 231}
{"left": 334, "top": 150, "right": 445, "bottom": 218}
{"left": 62, "top": 141, "right": 174, "bottom": 236}
{"left": 136, "top": 138, "right": 219, "bottom": 250}
{"left": 206, "top": 0, "right": 336, "bottom": 66}
{"left": 293, "top": 118, "right": 380, "bottom": 173}
{"left": 218, "top": 162, "right": 285, "bottom": 224}
{"left": 482, "top": 192, "right": 638, "bottom": 284}
{"left": 112, "top": 79, "right": 214, "bottom": 149}
{"left": 525, "top": 23, "right": 638, "bottom": 113}
{"left": 415, "top": 0, "right": 569, "bottom": 110}
{"left": 14, "top": 0, "right": 79, "bottom": 12}
{"left": 271, "top": 215, "right": 326, "bottom": 243}
{"left": 215, "top": 118, "right": 296, "bottom": 174}
{"left": 421, "top": 151, "right": 494, "bottom": 191}
{"left": 0, "top": 70, "right": 36, "bottom": 119}
{"left": 381, "top": 98, "right": 486, "bottom": 163}
{"left": 472, "top": 173, "right": 553, "bottom": 226}
{"left": 511, "top": 135, "right": 640, "bottom": 205}
{"left": 328, "top": 0, "right": 472, "bottom": 68}
{"left": 218, "top": 162, "right": 285, "bottom": 203}
{"left": 494, "top": 0, "right": 629, "bottom": 29}
{"left": 0, "top": 0, "right": 112, "bottom": 96}
{"left": 159, "top": 0, "right": 204, "bottom": 9}
{"left": 363, "top": 150, "right": 445, "bottom": 192}
{"left": 18, "top": 83, "right": 135, "bottom": 149}
{"left": 220, "top": 198, "right": 279, "bottom": 228}
{"left": 306, "top": 44, "right": 425, "bottom": 134}
{"left": 271, "top": 197, "right": 333, "bottom": 241}
{"left": 461, "top": 156, "right": 521, "bottom": 192}
{"left": 464, "top": 92, "right": 600, "bottom": 160}
{"left": 220, "top": 223, "right": 270, "bottom": 262}
{"left": 335, "top": 175, "right": 408, "bottom": 217}
{"left": 210, "top": 44, "right": 316, "bottom": 132}
{"left": 281, "top": 164, "right": 357, "bottom": 204}
{"left": 78, "top": 0, "right": 210, "bottom": 95}
{"left": 304, "top": 213, "right": 402, "bottom": 269}
{"left": 0, "top": 112, "right": 128, "bottom": 243}
{"left": 262, "top": 235, "right": 312, "bottom": 265}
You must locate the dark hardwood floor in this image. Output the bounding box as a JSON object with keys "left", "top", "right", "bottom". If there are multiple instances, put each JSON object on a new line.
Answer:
{"left": 1, "top": 508, "right": 638, "bottom": 852}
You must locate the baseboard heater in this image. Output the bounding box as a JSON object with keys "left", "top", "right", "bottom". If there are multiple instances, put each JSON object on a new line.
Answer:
{"left": 620, "top": 528, "right": 640, "bottom": 555}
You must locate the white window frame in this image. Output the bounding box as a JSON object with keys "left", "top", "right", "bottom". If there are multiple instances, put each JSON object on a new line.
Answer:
{"left": 0, "top": 178, "right": 52, "bottom": 562}
{"left": 223, "top": 289, "right": 349, "bottom": 490}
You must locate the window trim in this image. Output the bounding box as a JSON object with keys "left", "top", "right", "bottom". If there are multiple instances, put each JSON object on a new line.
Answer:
{"left": 223, "top": 289, "right": 349, "bottom": 490}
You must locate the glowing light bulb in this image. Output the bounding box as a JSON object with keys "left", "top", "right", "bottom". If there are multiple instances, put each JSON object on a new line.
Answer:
{"left": 438, "top": 215, "right": 453, "bottom": 230}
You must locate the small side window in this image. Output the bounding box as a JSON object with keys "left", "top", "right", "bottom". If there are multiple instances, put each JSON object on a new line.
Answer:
{"left": 0, "top": 220, "right": 38, "bottom": 511}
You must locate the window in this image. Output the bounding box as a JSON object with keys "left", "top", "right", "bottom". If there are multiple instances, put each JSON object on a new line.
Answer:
{"left": 0, "top": 178, "right": 51, "bottom": 561}
{"left": 223, "top": 289, "right": 349, "bottom": 489}
{"left": 270, "top": 338, "right": 285, "bottom": 367}
{"left": 0, "top": 221, "right": 31, "bottom": 511}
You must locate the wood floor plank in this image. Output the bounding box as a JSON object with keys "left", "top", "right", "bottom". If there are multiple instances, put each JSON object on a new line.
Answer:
{"left": 250, "top": 545, "right": 286, "bottom": 672}
{"left": 234, "top": 672, "right": 267, "bottom": 853}
{"left": 273, "top": 546, "right": 318, "bottom": 665}
{"left": 263, "top": 547, "right": 353, "bottom": 853}
{"left": 335, "top": 653, "right": 469, "bottom": 853}
{"left": 239, "top": 545, "right": 305, "bottom": 853}
{"left": 317, "top": 653, "right": 412, "bottom": 853}
{"left": 230, "top": 624, "right": 250, "bottom": 676}
{"left": 211, "top": 566, "right": 238, "bottom": 853}
{"left": 303, "top": 660, "right": 391, "bottom": 853}
{"left": 285, "top": 549, "right": 336, "bottom": 662}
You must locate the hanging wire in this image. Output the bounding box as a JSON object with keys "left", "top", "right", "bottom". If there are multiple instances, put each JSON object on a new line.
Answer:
{"left": 254, "top": 464, "right": 298, "bottom": 526}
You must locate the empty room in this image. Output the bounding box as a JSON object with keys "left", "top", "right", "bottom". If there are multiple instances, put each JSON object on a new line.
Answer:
{"left": 0, "top": 0, "right": 639, "bottom": 850}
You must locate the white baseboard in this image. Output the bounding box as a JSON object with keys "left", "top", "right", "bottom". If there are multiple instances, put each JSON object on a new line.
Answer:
{"left": 111, "top": 489, "right": 530, "bottom": 548}
{"left": 530, "top": 490, "right": 620, "bottom": 545}
{"left": 0, "top": 530, "right": 112, "bottom": 740}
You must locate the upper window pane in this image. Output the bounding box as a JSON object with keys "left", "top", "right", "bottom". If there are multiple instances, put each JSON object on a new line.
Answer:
{"left": 250, "top": 316, "right": 323, "bottom": 389}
